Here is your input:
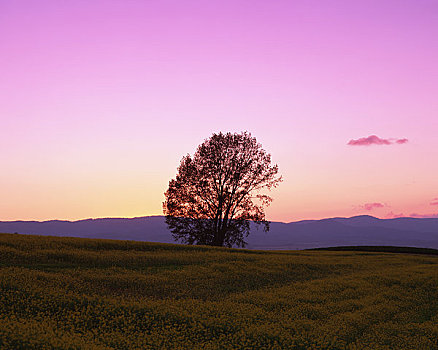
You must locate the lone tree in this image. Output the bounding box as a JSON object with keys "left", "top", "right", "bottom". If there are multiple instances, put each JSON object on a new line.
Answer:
{"left": 163, "top": 131, "right": 282, "bottom": 248}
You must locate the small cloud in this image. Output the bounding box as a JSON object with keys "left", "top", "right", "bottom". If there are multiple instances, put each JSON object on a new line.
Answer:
{"left": 386, "top": 211, "right": 438, "bottom": 219}
{"left": 348, "top": 135, "right": 390, "bottom": 146}
{"left": 409, "top": 213, "right": 438, "bottom": 219}
{"left": 362, "top": 202, "right": 385, "bottom": 211}
{"left": 385, "top": 211, "right": 406, "bottom": 219}
{"left": 348, "top": 135, "right": 408, "bottom": 146}
{"left": 430, "top": 198, "right": 438, "bottom": 206}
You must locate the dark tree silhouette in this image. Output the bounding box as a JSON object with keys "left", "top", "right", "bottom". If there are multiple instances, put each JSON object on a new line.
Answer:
{"left": 163, "top": 131, "right": 282, "bottom": 248}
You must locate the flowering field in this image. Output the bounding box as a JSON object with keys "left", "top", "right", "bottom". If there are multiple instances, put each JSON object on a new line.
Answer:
{"left": 0, "top": 233, "right": 437, "bottom": 349}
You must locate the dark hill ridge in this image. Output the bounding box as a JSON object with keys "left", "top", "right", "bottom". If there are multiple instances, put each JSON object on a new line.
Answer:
{"left": 1, "top": 215, "right": 437, "bottom": 250}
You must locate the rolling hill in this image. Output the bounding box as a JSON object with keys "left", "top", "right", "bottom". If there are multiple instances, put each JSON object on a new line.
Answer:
{"left": 0, "top": 233, "right": 437, "bottom": 349}
{"left": 1, "top": 215, "right": 437, "bottom": 249}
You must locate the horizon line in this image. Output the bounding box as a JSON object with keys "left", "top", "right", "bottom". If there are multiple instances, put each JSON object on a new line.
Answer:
{"left": 1, "top": 214, "right": 433, "bottom": 224}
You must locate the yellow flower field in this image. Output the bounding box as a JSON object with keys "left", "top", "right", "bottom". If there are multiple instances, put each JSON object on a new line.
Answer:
{"left": 0, "top": 233, "right": 437, "bottom": 349}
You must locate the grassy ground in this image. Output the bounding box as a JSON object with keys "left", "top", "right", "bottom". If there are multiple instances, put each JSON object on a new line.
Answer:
{"left": 0, "top": 233, "right": 437, "bottom": 349}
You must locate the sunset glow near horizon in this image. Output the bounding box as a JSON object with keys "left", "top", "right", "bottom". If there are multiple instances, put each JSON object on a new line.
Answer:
{"left": 1, "top": 0, "right": 437, "bottom": 222}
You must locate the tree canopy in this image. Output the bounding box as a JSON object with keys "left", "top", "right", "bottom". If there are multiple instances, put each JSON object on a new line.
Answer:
{"left": 163, "top": 131, "right": 282, "bottom": 247}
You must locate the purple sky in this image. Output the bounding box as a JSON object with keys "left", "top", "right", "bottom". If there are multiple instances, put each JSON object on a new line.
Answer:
{"left": 1, "top": 0, "right": 437, "bottom": 221}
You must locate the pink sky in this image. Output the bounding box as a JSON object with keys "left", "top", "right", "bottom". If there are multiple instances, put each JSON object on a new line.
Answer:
{"left": 1, "top": 0, "right": 437, "bottom": 222}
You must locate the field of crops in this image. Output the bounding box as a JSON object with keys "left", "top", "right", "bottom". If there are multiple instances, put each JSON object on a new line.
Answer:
{"left": 0, "top": 233, "right": 437, "bottom": 349}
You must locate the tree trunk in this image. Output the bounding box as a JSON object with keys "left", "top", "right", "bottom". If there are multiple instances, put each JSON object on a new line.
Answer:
{"left": 213, "top": 227, "right": 225, "bottom": 246}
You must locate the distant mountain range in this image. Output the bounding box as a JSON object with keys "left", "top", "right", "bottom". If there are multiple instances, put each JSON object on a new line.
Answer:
{"left": 1, "top": 215, "right": 437, "bottom": 250}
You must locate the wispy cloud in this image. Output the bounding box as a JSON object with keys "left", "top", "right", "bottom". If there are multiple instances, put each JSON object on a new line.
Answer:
{"left": 348, "top": 135, "right": 408, "bottom": 146}
{"left": 361, "top": 202, "right": 385, "bottom": 211}
{"left": 386, "top": 211, "right": 438, "bottom": 219}
{"left": 385, "top": 211, "right": 406, "bottom": 219}
{"left": 409, "top": 213, "right": 438, "bottom": 219}
{"left": 430, "top": 198, "right": 438, "bottom": 206}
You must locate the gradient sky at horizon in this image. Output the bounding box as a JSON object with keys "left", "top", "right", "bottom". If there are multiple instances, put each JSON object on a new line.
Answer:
{"left": 1, "top": 0, "right": 437, "bottom": 222}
